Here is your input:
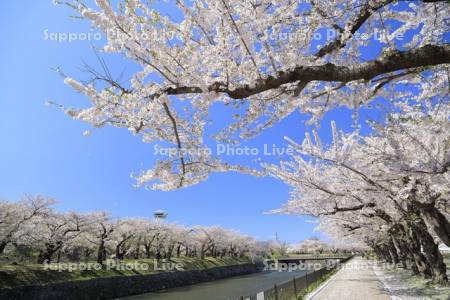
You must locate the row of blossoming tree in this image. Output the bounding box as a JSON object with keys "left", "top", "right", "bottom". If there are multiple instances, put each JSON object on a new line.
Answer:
{"left": 287, "top": 237, "right": 357, "bottom": 255}
{"left": 50, "top": 0, "right": 449, "bottom": 285}
{"left": 0, "top": 196, "right": 264, "bottom": 264}
{"left": 267, "top": 101, "right": 450, "bottom": 284}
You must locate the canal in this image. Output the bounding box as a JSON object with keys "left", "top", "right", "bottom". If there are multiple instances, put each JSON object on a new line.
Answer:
{"left": 124, "top": 268, "right": 309, "bottom": 300}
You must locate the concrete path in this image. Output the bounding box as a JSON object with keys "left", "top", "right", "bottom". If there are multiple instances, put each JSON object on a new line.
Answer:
{"left": 308, "top": 257, "right": 391, "bottom": 300}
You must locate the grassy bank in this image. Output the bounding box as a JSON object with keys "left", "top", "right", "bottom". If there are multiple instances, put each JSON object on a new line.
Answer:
{"left": 0, "top": 256, "right": 251, "bottom": 289}
{"left": 295, "top": 269, "right": 338, "bottom": 300}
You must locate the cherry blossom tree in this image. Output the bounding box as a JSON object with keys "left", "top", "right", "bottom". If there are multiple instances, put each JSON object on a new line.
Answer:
{"left": 288, "top": 238, "right": 330, "bottom": 254}
{"left": 267, "top": 100, "right": 450, "bottom": 284}
{"left": 52, "top": 0, "right": 450, "bottom": 190}
{"left": 27, "top": 211, "right": 86, "bottom": 264}
{"left": 109, "top": 219, "right": 138, "bottom": 260}
{"left": 139, "top": 219, "right": 160, "bottom": 258}
{"left": 0, "top": 195, "right": 55, "bottom": 254}
{"left": 0, "top": 197, "right": 265, "bottom": 266}
{"left": 191, "top": 226, "right": 217, "bottom": 259}
{"left": 83, "top": 211, "right": 116, "bottom": 264}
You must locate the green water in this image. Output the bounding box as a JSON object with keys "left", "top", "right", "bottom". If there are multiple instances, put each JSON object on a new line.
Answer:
{"left": 123, "top": 269, "right": 308, "bottom": 300}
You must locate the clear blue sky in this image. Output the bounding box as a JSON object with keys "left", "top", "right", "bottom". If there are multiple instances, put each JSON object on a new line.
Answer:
{"left": 0, "top": 1, "right": 407, "bottom": 243}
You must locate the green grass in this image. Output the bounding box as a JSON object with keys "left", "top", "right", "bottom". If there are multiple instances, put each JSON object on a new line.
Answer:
{"left": 295, "top": 269, "right": 338, "bottom": 300}
{"left": 0, "top": 256, "right": 251, "bottom": 289}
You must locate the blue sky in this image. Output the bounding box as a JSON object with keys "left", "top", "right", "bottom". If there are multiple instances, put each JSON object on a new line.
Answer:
{"left": 0, "top": 1, "right": 412, "bottom": 243}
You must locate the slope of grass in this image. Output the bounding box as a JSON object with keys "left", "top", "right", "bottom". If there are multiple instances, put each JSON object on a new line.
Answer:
{"left": 0, "top": 256, "right": 251, "bottom": 289}
{"left": 296, "top": 269, "right": 338, "bottom": 300}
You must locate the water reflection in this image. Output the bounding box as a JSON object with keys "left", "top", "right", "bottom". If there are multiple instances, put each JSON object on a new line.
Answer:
{"left": 123, "top": 269, "right": 308, "bottom": 300}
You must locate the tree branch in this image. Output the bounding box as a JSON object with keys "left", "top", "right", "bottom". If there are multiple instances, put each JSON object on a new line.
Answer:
{"left": 150, "top": 44, "right": 450, "bottom": 100}
{"left": 162, "top": 102, "right": 186, "bottom": 187}
{"left": 315, "top": 0, "right": 395, "bottom": 58}
{"left": 322, "top": 202, "right": 376, "bottom": 215}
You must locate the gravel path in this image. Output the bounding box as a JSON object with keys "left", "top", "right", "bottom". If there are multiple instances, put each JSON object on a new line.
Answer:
{"left": 308, "top": 257, "right": 391, "bottom": 300}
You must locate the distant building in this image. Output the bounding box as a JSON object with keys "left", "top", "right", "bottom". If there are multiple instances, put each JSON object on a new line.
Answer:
{"left": 153, "top": 210, "right": 167, "bottom": 219}
{"left": 438, "top": 243, "right": 450, "bottom": 254}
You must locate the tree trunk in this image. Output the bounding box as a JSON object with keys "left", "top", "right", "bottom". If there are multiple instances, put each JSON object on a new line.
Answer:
{"left": 383, "top": 246, "right": 393, "bottom": 263}
{"left": 116, "top": 245, "right": 125, "bottom": 260}
{"left": 391, "top": 236, "right": 407, "bottom": 268}
{"left": 200, "top": 249, "right": 205, "bottom": 259}
{"left": 167, "top": 244, "right": 174, "bottom": 259}
{"left": 97, "top": 240, "right": 105, "bottom": 264}
{"left": 56, "top": 250, "right": 62, "bottom": 263}
{"left": 415, "top": 222, "right": 449, "bottom": 284}
{"left": 37, "top": 244, "right": 59, "bottom": 264}
{"left": 386, "top": 241, "right": 399, "bottom": 264}
{"left": 420, "top": 205, "right": 450, "bottom": 247}
{"left": 144, "top": 244, "right": 151, "bottom": 258}
{"left": 404, "top": 224, "right": 433, "bottom": 278}
{"left": 84, "top": 248, "right": 90, "bottom": 262}
{"left": 376, "top": 244, "right": 392, "bottom": 263}
{"left": 134, "top": 241, "right": 141, "bottom": 259}
{"left": 0, "top": 240, "right": 9, "bottom": 254}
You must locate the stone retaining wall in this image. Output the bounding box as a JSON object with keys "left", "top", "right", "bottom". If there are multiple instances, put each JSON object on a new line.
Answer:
{"left": 0, "top": 263, "right": 263, "bottom": 300}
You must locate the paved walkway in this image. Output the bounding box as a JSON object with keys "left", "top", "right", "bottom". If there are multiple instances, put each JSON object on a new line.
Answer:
{"left": 308, "top": 257, "right": 391, "bottom": 300}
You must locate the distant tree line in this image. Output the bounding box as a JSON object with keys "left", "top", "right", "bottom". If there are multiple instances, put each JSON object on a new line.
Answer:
{"left": 0, "top": 196, "right": 264, "bottom": 264}
{"left": 287, "top": 237, "right": 357, "bottom": 255}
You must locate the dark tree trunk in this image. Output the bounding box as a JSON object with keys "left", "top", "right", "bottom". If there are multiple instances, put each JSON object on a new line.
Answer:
{"left": 386, "top": 241, "right": 399, "bottom": 264}
{"left": 37, "top": 243, "right": 60, "bottom": 264}
{"left": 391, "top": 236, "right": 407, "bottom": 268}
{"left": 419, "top": 205, "right": 450, "bottom": 247}
{"left": 372, "top": 245, "right": 383, "bottom": 260}
{"left": 97, "top": 240, "right": 106, "bottom": 264}
{"left": 375, "top": 244, "right": 392, "bottom": 263}
{"left": 166, "top": 244, "right": 174, "bottom": 259}
{"left": 415, "top": 222, "right": 448, "bottom": 285}
{"left": 403, "top": 224, "right": 433, "bottom": 278}
{"left": 84, "top": 248, "right": 90, "bottom": 262}
{"left": 144, "top": 244, "right": 151, "bottom": 258}
{"left": 57, "top": 250, "right": 62, "bottom": 263}
{"left": 0, "top": 240, "right": 9, "bottom": 254}
{"left": 200, "top": 244, "right": 207, "bottom": 259}
{"left": 115, "top": 245, "right": 125, "bottom": 260}
{"left": 134, "top": 240, "right": 141, "bottom": 259}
